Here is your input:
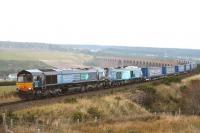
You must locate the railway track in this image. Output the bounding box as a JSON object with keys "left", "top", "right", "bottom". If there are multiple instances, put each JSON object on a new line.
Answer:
{"left": 0, "top": 72, "right": 196, "bottom": 113}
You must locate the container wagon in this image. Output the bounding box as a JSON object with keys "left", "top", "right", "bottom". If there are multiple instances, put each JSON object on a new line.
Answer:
{"left": 141, "top": 67, "right": 163, "bottom": 80}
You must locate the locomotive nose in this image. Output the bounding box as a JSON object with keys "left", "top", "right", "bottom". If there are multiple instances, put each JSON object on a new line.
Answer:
{"left": 16, "top": 82, "right": 33, "bottom": 92}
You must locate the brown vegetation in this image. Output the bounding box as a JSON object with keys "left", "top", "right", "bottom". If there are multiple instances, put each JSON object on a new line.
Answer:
{"left": 1, "top": 74, "right": 200, "bottom": 133}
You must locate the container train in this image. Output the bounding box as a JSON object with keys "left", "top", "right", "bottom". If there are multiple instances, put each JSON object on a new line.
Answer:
{"left": 16, "top": 63, "right": 197, "bottom": 99}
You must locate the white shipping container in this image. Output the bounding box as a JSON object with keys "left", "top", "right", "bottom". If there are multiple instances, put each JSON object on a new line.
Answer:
{"left": 166, "top": 66, "right": 175, "bottom": 74}
{"left": 125, "top": 66, "right": 143, "bottom": 78}
{"left": 178, "top": 65, "right": 185, "bottom": 72}
{"left": 148, "top": 67, "right": 162, "bottom": 77}
{"left": 191, "top": 63, "right": 197, "bottom": 70}
{"left": 185, "top": 64, "right": 190, "bottom": 71}
{"left": 133, "top": 69, "right": 143, "bottom": 78}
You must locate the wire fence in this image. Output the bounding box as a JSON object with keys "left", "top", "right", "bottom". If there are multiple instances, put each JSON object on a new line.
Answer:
{"left": 1, "top": 108, "right": 193, "bottom": 133}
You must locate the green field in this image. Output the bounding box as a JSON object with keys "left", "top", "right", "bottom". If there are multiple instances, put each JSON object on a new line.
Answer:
{"left": 0, "top": 85, "right": 16, "bottom": 98}
{"left": 0, "top": 50, "right": 93, "bottom": 77}
{"left": 0, "top": 60, "right": 51, "bottom": 76}
{"left": 0, "top": 50, "right": 92, "bottom": 61}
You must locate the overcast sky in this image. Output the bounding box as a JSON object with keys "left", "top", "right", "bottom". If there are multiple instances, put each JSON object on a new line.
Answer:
{"left": 0, "top": 0, "right": 200, "bottom": 49}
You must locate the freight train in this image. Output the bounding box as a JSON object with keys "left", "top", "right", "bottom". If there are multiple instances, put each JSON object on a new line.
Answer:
{"left": 16, "top": 63, "right": 197, "bottom": 99}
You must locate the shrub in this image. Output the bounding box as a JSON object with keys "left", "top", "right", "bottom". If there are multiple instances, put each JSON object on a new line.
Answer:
{"left": 181, "top": 79, "right": 200, "bottom": 115}
{"left": 0, "top": 115, "right": 2, "bottom": 124}
{"left": 114, "top": 96, "right": 121, "bottom": 101}
{"left": 71, "top": 111, "right": 85, "bottom": 122}
{"left": 0, "top": 81, "right": 16, "bottom": 86}
{"left": 127, "top": 129, "right": 139, "bottom": 133}
{"left": 64, "top": 97, "right": 77, "bottom": 103}
{"left": 106, "top": 129, "right": 114, "bottom": 133}
{"left": 138, "top": 85, "right": 156, "bottom": 95}
{"left": 7, "top": 111, "right": 19, "bottom": 121}
{"left": 22, "top": 111, "right": 36, "bottom": 123}
{"left": 135, "top": 85, "right": 157, "bottom": 109}
{"left": 162, "top": 76, "right": 181, "bottom": 85}
{"left": 110, "top": 89, "right": 114, "bottom": 94}
{"left": 115, "top": 96, "right": 122, "bottom": 106}
{"left": 180, "top": 85, "right": 188, "bottom": 93}
{"left": 87, "top": 107, "right": 102, "bottom": 119}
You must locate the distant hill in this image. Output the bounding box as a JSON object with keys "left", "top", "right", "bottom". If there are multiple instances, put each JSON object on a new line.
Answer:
{"left": 0, "top": 60, "right": 51, "bottom": 79}
{"left": 1, "top": 41, "right": 200, "bottom": 60}
{"left": 0, "top": 41, "right": 200, "bottom": 79}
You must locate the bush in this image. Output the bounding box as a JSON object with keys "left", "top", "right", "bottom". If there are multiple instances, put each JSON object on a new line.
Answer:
{"left": 127, "top": 129, "right": 139, "bottom": 133}
{"left": 162, "top": 76, "right": 181, "bottom": 85}
{"left": 138, "top": 85, "right": 156, "bottom": 95}
{"left": 22, "top": 111, "right": 36, "bottom": 123}
{"left": 64, "top": 97, "right": 77, "bottom": 103}
{"left": 180, "top": 85, "right": 188, "bottom": 93}
{"left": 0, "top": 81, "right": 16, "bottom": 86}
{"left": 136, "top": 85, "right": 157, "bottom": 108}
{"left": 87, "top": 107, "right": 102, "bottom": 119}
{"left": 195, "top": 64, "right": 200, "bottom": 73}
{"left": 181, "top": 79, "right": 200, "bottom": 115}
{"left": 7, "top": 111, "right": 19, "bottom": 121}
{"left": 110, "top": 89, "right": 114, "bottom": 94}
{"left": 71, "top": 111, "right": 85, "bottom": 122}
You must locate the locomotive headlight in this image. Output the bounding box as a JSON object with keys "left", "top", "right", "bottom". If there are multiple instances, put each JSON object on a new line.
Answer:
{"left": 28, "top": 88, "right": 32, "bottom": 90}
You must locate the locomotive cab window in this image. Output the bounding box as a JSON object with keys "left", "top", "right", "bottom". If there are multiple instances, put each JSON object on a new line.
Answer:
{"left": 17, "top": 74, "right": 32, "bottom": 82}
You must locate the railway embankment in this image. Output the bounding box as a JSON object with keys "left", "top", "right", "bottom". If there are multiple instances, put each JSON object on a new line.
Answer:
{"left": 1, "top": 73, "right": 200, "bottom": 133}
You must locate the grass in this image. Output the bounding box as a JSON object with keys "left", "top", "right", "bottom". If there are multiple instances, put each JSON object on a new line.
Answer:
{"left": 64, "top": 97, "right": 78, "bottom": 104}
{"left": 12, "top": 93, "right": 150, "bottom": 122}
{"left": 0, "top": 50, "right": 92, "bottom": 61}
{"left": 71, "top": 115, "right": 200, "bottom": 133}
{"left": 0, "top": 86, "right": 19, "bottom": 104}
{"left": 0, "top": 51, "right": 93, "bottom": 82}
{"left": 0, "top": 50, "right": 93, "bottom": 77}
{"left": 0, "top": 81, "right": 16, "bottom": 86}
{"left": 0, "top": 60, "right": 51, "bottom": 76}
{"left": 6, "top": 115, "right": 200, "bottom": 133}
{"left": 2, "top": 74, "right": 200, "bottom": 133}
{"left": 0, "top": 86, "right": 16, "bottom": 98}
{"left": 162, "top": 76, "right": 181, "bottom": 85}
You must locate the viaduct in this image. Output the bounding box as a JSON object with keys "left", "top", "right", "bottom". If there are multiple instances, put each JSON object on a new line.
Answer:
{"left": 95, "top": 56, "right": 189, "bottom": 68}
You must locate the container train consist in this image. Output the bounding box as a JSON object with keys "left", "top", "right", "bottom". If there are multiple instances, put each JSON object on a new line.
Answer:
{"left": 16, "top": 63, "right": 197, "bottom": 99}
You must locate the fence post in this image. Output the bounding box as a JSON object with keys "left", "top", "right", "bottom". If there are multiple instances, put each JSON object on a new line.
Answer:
{"left": 94, "top": 116, "right": 98, "bottom": 123}
{"left": 37, "top": 128, "right": 40, "bottom": 133}
{"left": 10, "top": 119, "right": 13, "bottom": 129}
{"left": 2, "top": 113, "right": 8, "bottom": 133}
{"left": 77, "top": 119, "right": 79, "bottom": 124}
{"left": 35, "top": 119, "right": 38, "bottom": 128}
{"left": 178, "top": 108, "right": 181, "bottom": 116}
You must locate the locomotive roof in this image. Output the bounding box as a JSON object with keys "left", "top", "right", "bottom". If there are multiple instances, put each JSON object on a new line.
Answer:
{"left": 17, "top": 69, "right": 42, "bottom": 76}
{"left": 39, "top": 69, "right": 56, "bottom": 72}
{"left": 18, "top": 69, "right": 58, "bottom": 76}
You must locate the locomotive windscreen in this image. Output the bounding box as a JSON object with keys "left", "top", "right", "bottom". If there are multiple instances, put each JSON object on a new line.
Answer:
{"left": 17, "top": 74, "right": 32, "bottom": 82}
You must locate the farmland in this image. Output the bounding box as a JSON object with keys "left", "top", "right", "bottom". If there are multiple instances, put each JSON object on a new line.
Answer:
{"left": 0, "top": 49, "right": 92, "bottom": 61}
{"left": 0, "top": 49, "right": 93, "bottom": 78}
{"left": 0, "top": 86, "right": 19, "bottom": 104}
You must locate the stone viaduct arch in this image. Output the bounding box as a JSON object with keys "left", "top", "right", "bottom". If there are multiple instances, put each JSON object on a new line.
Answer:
{"left": 95, "top": 57, "right": 184, "bottom": 68}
